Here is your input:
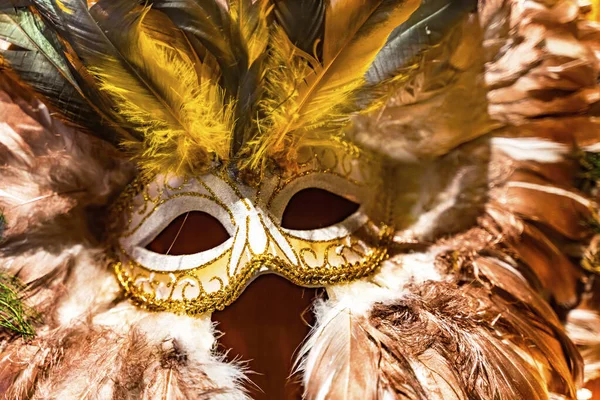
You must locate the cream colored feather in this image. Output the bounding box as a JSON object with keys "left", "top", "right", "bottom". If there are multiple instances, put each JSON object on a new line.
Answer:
{"left": 296, "top": 301, "right": 382, "bottom": 400}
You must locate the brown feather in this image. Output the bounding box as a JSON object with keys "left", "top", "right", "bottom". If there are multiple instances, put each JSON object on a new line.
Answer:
{"left": 487, "top": 208, "right": 582, "bottom": 308}
{"left": 494, "top": 184, "right": 595, "bottom": 241}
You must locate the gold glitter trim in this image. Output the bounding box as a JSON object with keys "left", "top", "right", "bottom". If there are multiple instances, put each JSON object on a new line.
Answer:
{"left": 113, "top": 227, "right": 391, "bottom": 316}
{"left": 110, "top": 147, "right": 391, "bottom": 316}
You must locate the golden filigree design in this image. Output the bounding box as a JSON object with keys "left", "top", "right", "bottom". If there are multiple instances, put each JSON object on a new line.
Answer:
{"left": 113, "top": 227, "right": 391, "bottom": 315}
{"left": 110, "top": 145, "right": 392, "bottom": 316}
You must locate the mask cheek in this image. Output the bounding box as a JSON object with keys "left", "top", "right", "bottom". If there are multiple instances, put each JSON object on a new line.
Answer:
{"left": 114, "top": 245, "right": 234, "bottom": 305}
{"left": 283, "top": 216, "right": 385, "bottom": 270}
{"left": 113, "top": 186, "right": 238, "bottom": 307}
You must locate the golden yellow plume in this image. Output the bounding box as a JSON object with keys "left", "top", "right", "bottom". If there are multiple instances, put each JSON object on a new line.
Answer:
{"left": 91, "top": 7, "right": 235, "bottom": 178}
{"left": 242, "top": 0, "right": 421, "bottom": 171}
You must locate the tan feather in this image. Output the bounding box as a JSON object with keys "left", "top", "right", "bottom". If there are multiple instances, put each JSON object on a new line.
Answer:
{"left": 488, "top": 208, "right": 582, "bottom": 308}
{"left": 473, "top": 256, "right": 562, "bottom": 327}
{"left": 495, "top": 181, "right": 596, "bottom": 241}
{"left": 512, "top": 161, "right": 579, "bottom": 188}
{"left": 499, "top": 118, "right": 600, "bottom": 148}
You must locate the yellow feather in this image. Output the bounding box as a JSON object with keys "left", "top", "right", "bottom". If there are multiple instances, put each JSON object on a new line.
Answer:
{"left": 243, "top": 27, "right": 314, "bottom": 168}
{"left": 243, "top": 0, "right": 421, "bottom": 171}
{"left": 90, "top": 8, "right": 234, "bottom": 177}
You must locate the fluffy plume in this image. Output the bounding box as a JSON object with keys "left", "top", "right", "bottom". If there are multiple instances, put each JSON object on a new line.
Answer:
{"left": 147, "top": 0, "right": 237, "bottom": 93}
{"left": 298, "top": 274, "right": 581, "bottom": 400}
{"left": 0, "top": 312, "right": 249, "bottom": 399}
{"left": 54, "top": 0, "right": 234, "bottom": 177}
{"left": 1, "top": 0, "right": 238, "bottom": 177}
{"left": 148, "top": 0, "right": 268, "bottom": 154}
{"left": 4, "top": 0, "right": 419, "bottom": 178}
{"left": 0, "top": 78, "right": 249, "bottom": 398}
{"left": 0, "top": 308, "right": 252, "bottom": 398}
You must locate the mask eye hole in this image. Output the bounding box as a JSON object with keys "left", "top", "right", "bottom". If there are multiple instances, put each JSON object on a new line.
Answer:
{"left": 281, "top": 188, "right": 360, "bottom": 230}
{"left": 145, "top": 211, "right": 230, "bottom": 255}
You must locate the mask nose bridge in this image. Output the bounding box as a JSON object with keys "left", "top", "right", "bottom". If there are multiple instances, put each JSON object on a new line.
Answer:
{"left": 249, "top": 200, "right": 299, "bottom": 266}
{"left": 230, "top": 180, "right": 299, "bottom": 275}
{"left": 244, "top": 200, "right": 272, "bottom": 258}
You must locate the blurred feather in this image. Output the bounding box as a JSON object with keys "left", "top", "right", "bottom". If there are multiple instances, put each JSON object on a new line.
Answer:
{"left": 499, "top": 180, "right": 596, "bottom": 241}
{"left": 483, "top": 0, "right": 600, "bottom": 124}
{"left": 487, "top": 206, "right": 582, "bottom": 309}
{"left": 366, "top": 0, "right": 476, "bottom": 84}
{"left": 0, "top": 7, "right": 122, "bottom": 143}
{"left": 0, "top": 211, "right": 5, "bottom": 239}
{"left": 228, "top": 0, "right": 268, "bottom": 69}
{"left": 0, "top": 1, "right": 32, "bottom": 9}
{"left": 349, "top": 13, "right": 495, "bottom": 161}
{"left": 567, "top": 309, "right": 600, "bottom": 382}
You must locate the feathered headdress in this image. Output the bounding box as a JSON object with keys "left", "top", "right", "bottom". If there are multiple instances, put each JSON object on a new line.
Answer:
{"left": 0, "top": 0, "right": 436, "bottom": 179}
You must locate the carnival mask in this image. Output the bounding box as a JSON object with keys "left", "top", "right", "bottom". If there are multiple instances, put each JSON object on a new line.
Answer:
{"left": 113, "top": 147, "right": 392, "bottom": 314}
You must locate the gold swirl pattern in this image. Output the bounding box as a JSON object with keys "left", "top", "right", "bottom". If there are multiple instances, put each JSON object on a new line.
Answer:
{"left": 111, "top": 146, "right": 392, "bottom": 315}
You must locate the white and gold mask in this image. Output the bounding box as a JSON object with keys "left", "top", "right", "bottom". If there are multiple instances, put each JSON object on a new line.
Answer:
{"left": 112, "top": 147, "right": 392, "bottom": 314}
